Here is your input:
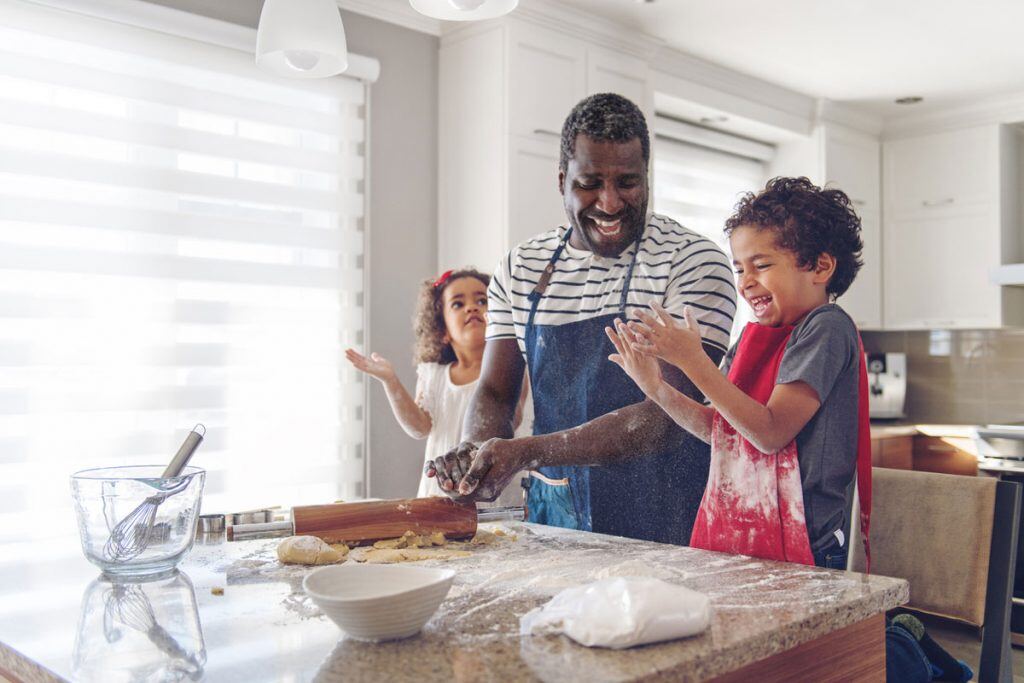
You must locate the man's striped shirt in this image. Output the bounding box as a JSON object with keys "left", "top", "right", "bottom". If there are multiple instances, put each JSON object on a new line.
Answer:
{"left": 486, "top": 213, "right": 737, "bottom": 356}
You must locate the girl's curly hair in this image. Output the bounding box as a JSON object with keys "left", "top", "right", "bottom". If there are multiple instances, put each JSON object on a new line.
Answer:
{"left": 724, "top": 176, "right": 864, "bottom": 297}
{"left": 413, "top": 268, "right": 491, "bottom": 364}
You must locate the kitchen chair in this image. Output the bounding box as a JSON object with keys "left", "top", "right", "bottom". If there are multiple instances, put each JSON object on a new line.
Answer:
{"left": 849, "top": 468, "right": 1021, "bottom": 683}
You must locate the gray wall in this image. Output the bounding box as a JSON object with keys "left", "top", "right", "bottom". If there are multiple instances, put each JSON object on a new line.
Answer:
{"left": 143, "top": 0, "right": 439, "bottom": 498}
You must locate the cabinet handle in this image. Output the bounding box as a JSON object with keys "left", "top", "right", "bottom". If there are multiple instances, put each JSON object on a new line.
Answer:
{"left": 852, "top": 199, "right": 867, "bottom": 206}
{"left": 532, "top": 128, "right": 561, "bottom": 138}
{"left": 921, "top": 197, "right": 955, "bottom": 207}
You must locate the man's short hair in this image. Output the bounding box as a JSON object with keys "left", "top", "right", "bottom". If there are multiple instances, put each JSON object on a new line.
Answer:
{"left": 559, "top": 93, "right": 650, "bottom": 173}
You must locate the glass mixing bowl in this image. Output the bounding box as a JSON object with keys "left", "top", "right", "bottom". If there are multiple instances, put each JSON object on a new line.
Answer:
{"left": 71, "top": 466, "right": 205, "bottom": 577}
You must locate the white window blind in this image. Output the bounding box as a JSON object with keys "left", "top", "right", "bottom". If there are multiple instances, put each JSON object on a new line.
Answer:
{"left": 653, "top": 117, "right": 771, "bottom": 341}
{"left": 0, "top": 0, "right": 369, "bottom": 543}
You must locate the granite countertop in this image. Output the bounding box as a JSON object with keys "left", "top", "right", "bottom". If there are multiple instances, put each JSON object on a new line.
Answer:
{"left": 0, "top": 523, "right": 908, "bottom": 683}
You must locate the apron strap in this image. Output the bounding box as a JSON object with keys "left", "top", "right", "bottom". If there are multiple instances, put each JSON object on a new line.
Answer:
{"left": 527, "top": 227, "right": 573, "bottom": 328}
{"left": 527, "top": 225, "right": 645, "bottom": 326}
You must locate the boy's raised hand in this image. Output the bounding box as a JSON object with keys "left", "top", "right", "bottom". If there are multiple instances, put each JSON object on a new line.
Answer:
{"left": 605, "top": 318, "right": 663, "bottom": 398}
{"left": 629, "top": 303, "right": 705, "bottom": 372}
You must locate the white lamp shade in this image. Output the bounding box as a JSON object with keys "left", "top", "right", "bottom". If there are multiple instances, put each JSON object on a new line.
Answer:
{"left": 256, "top": 0, "right": 348, "bottom": 79}
{"left": 409, "top": 0, "right": 518, "bottom": 21}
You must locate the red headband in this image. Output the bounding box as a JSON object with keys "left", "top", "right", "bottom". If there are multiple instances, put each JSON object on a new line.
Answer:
{"left": 433, "top": 269, "right": 454, "bottom": 288}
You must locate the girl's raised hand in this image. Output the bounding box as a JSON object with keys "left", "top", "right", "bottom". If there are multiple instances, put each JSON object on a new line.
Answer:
{"left": 605, "top": 318, "right": 663, "bottom": 398}
{"left": 630, "top": 303, "right": 705, "bottom": 372}
{"left": 345, "top": 348, "right": 397, "bottom": 383}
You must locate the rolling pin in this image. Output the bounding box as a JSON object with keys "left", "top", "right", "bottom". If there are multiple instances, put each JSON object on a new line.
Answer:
{"left": 226, "top": 497, "right": 483, "bottom": 545}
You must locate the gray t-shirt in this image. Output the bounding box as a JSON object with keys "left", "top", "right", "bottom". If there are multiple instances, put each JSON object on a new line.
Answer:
{"left": 722, "top": 304, "right": 860, "bottom": 551}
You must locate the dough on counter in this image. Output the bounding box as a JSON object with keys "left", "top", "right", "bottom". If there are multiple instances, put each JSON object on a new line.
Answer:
{"left": 372, "top": 530, "right": 448, "bottom": 550}
{"left": 468, "top": 528, "right": 517, "bottom": 545}
{"left": 351, "top": 547, "right": 472, "bottom": 564}
{"left": 277, "top": 535, "right": 349, "bottom": 565}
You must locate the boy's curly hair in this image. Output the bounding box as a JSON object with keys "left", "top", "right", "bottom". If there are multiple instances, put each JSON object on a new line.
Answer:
{"left": 724, "top": 176, "right": 864, "bottom": 297}
{"left": 413, "top": 268, "right": 491, "bottom": 364}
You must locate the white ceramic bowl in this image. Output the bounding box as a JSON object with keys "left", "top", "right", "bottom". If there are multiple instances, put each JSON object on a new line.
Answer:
{"left": 303, "top": 564, "right": 455, "bottom": 641}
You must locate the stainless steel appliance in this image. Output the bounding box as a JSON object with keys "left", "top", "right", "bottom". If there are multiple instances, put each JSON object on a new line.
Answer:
{"left": 866, "top": 352, "right": 907, "bottom": 419}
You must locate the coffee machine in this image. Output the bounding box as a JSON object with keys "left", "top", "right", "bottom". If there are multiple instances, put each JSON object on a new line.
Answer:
{"left": 866, "top": 352, "right": 907, "bottom": 419}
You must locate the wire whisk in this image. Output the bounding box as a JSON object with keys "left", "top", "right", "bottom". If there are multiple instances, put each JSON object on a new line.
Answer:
{"left": 103, "top": 425, "right": 205, "bottom": 563}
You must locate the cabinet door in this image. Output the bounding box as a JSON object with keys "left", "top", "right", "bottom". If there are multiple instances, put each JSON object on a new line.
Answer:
{"left": 843, "top": 211, "right": 882, "bottom": 329}
{"left": 883, "top": 206, "right": 1001, "bottom": 329}
{"left": 508, "top": 23, "right": 586, "bottom": 139}
{"left": 509, "top": 135, "right": 566, "bottom": 250}
{"left": 824, "top": 130, "right": 881, "bottom": 329}
{"left": 884, "top": 126, "right": 998, "bottom": 212}
{"left": 585, "top": 46, "right": 651, "bottom": 118}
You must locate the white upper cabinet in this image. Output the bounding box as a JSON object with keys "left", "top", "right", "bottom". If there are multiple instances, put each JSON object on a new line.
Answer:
{"left": 585, "top": 46, "right": 651, "bottom": 118}
{"left": 885, "top": 126, "right": 996, "bottom": 213}
{"left": 509, "top": 135, "right": 564, "bottom": 250}
{"left": 508, "top": 23, "right": 586, "bottom": 139}
{"left": 882, "top": 124, "right": 1024, "bottom": 329}
{"left": 822, "top": 126, "right": 882, "bottom": 329}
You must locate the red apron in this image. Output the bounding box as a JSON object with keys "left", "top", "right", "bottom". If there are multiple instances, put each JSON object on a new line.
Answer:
{"left": 689, "top": 322, "right": 872, "bottom": 571}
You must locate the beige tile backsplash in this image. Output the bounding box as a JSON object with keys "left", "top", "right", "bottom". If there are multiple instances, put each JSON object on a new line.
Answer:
{"left": 862, "top": 329, "right": 1024, "bottom": 425}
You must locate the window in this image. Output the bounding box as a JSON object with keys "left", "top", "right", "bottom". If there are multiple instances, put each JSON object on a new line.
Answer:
{"left": 652, "top": 115, "right": 772, "bottom": 340}
{"left": 0, "top": 1, "right": 373, "bottom": 542}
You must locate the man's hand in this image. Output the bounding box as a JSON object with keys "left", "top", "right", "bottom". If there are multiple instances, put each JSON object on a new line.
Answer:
{"left": 605, "top": 318, "right": 664, "bottom": 398}
{"left": 425, "top": 441, "right": 479, "bottom": 494}
{"left": 456, "top": 437, "right": 526, "bottom": 502}
{"left": 629, "top": 303, "right": 706, "bottom": 373}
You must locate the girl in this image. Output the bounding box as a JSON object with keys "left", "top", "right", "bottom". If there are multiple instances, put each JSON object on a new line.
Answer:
{"left": 607, "top": 176, "right": 872, "bottom": 570}
{"left": 346, "top": 268, "right": 529, "bottom": 499}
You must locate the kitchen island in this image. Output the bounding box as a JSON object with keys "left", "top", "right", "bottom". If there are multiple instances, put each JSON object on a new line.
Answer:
{"left": 0, "top": 522, "right": 907, "bottom": 682}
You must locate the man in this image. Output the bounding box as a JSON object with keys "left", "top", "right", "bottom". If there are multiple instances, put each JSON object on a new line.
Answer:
{"left": 428, "top": 93, "right": 736, "bottom": 545}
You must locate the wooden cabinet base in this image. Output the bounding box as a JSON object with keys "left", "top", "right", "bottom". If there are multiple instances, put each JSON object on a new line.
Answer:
{"left": 710, "top": 613, "right": 885, "bottom": 683}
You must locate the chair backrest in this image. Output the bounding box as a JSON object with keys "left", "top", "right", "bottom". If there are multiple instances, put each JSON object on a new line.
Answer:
{"left": 849, "top": 467, "right": 995, "bottom": 625}
{"left": 851, "top": 468, "right": 1021, "bottom": 682}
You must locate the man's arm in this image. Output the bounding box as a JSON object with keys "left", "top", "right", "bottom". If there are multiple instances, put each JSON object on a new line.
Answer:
{"left": 457, "top": 343, "right": 724, "bottom": 500}
{"left": 462, "top": 338, "right": 525, "bottom": 443}
{"left": 427, "top": 338, "right": 524, "bottom": 492}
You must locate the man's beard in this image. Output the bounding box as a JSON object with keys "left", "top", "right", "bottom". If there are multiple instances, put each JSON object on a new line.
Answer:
{"left": 570, "top": 202, "right": 646, "bottom": 258}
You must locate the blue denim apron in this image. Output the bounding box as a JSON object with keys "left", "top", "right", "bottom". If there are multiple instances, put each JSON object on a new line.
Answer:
{"left": 523, "top": 227, "right": 710, "bottom": 545}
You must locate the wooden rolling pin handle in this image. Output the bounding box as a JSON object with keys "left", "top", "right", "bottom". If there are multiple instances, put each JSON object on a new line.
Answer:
{"left": 291, "top": 497, "right": 478, "bottom": 545}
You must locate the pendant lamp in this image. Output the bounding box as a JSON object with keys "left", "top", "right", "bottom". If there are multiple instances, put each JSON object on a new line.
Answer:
{"left": 256, "top": 0, "right": 348, "bottom": 79}
{"left": 409, "top": 0, "right": 518, "bottom": 21}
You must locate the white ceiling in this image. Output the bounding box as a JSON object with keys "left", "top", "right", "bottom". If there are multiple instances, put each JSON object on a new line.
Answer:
{"left": 554, "top": 0, "right": 1024, "bottom": 117}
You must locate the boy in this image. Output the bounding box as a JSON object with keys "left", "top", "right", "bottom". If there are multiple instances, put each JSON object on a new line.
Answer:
{"left": 606, "top": 176, "right": 870, "bottom": 569}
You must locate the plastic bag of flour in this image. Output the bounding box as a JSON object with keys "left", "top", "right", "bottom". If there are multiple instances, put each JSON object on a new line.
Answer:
{"left": 519, "top": 577, "right": 711, "bottom": 649}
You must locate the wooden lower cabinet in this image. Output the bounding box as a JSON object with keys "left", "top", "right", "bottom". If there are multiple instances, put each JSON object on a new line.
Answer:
{"left": 911, "top": 436, "right": 979, "bottom": 476}
{"left": 710, "top": 614, "right": 885, "bottom": 682}
{"left": 870, "top": 435, "right": 913, "bottom": 470}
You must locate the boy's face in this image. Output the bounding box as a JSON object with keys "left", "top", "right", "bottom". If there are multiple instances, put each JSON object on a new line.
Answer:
{"left": 729, "top": 225, "right": 833, "bottom": 327}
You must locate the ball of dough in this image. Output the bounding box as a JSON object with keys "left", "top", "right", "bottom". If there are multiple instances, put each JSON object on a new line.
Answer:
{"left": 277, "top": 535, "right": 348, "bottom": 565}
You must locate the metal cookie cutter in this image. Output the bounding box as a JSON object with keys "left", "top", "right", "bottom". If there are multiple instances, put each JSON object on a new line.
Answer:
{"left": 198, "top": 514, "right": 225, "bottom": 533}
